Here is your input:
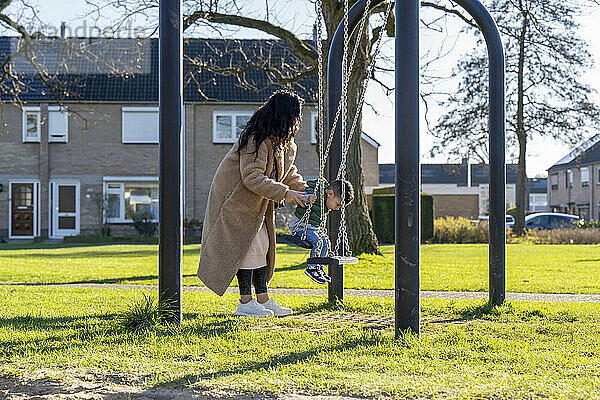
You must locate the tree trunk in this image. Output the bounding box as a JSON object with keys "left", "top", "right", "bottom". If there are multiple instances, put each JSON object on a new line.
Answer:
{"left": 345, "top": 76, "right": 380, "bottom": 255}
{"left": 322, "top": 1, "right": 380, "bottom": 255}
{"left": 515, "top": 133, "right": 527, "bottom": 234}
{"left": 513, "top": 9, "right": 528, "bottom": 235}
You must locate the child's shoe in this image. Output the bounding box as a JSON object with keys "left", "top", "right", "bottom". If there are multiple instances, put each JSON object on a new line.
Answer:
{"left": 318, "top": 266, "right": 331, "bottom": 282}
{"left": 305, "top": 265, "right": 328, "bottom": 284}
{"left": 234, "top": 299, "right": 274, "bottom": 317}
{"left": 260, "top": 297, "right": 293, "bottom": 316}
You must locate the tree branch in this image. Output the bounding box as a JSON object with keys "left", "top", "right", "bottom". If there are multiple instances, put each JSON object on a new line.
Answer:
{"left": 184, "top": 11, "right": 318, "bottom": 66}
{"left": 421, "top": 1, "right": 478, "bottom": 28}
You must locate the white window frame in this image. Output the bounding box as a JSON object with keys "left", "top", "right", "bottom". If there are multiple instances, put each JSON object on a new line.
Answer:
{"left": 581, "top": 167, "right": 589, "bottom": 186}
{"left": 550, "top": 173, "right": 558, "bottom": 189}
{"left": 311, "top": 111, "right": 318, "bottom": 144}
{"left": 567, "top": 169, "right": 573, "bottom": 188}
{"left": 48, "top": 106, "right": 69, "bottom": 143}
{"left": 103, "top": 177, "right": 159, "bottom": 223}
{"left": 22, "top": 106, "right": 41, "bottom": 143}
{"left": 212, "top": 111, "right": 253, "bottom": 143}
{"left": 122, "top": 106, "right": 159, "bottom": 144}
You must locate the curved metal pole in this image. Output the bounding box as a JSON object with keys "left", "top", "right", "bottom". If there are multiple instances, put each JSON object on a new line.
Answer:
{"left": 327, "top": 0, "right": 384, "bottom": 303}
{"left": 454, "top": 0, "right": 506, "bottom": 306}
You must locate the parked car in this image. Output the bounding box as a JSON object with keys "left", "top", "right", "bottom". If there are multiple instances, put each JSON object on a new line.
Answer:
{"left": 478, "top": 214, "right": 515, "bottom": 227}
{"left": 523, "top": 212, "right": 579, "bottom": 230}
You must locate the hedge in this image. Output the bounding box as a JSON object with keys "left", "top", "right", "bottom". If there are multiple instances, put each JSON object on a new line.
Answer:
{"left": 371, "top": 192, "right": 434, "bottom": 243}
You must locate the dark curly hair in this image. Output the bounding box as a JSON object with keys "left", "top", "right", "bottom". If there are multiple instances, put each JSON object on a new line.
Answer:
{"left": 237, "top": 89, "right": 304, "bottom": 157}
{"left": 330, "top": 179, "right": 354, "bottom": 206}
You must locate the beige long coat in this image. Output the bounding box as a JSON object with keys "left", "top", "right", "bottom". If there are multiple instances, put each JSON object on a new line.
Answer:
{"left": 197, "top": 136, "right": 306, "bottom": 296}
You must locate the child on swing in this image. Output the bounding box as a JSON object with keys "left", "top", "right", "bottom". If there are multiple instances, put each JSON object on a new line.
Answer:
{"left": 289, "top": 178, "right": 354, "bottom": 284}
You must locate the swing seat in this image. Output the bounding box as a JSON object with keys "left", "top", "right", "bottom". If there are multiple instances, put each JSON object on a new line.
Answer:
{"left": 280, "top": 234, "right": 313, "bottom": 249}
{"left": 307, "top": 256, "right": 359, "bottom": 265}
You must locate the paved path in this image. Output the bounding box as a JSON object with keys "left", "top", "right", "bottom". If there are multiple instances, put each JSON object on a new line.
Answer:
{"left": 2, "top": 282, "right": 600, "bottom": 303}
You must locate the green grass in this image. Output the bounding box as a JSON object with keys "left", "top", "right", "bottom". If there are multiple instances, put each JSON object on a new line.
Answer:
{"left": 1, "top": 243, "right": 600, "bottom": 293}
{"left": 0, "top": 286, "right": 599, "bottom": 398}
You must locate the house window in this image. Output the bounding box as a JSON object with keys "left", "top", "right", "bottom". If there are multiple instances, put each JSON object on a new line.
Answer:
{"left": 311, "top": 111, "right": 318, "bottom": 144}
{"left": 597, "top": 167, "right": 600, "bottom": 184}
{"left": 550, "top": 173, "right": 558, "bottom": 190}
{"left": 48, "top": 106, "right": 68, "bottom": 142}
{"left": 212, "top": 111, "right": 252, "bottom": 143}
{"left": 103, "top": 179, "right": 159, "bottom": 223}
{"left": 581, "top": 167, "right": 589, "bottom": 187}
{"left": 529, "top": 193, "right": 548, "bottom": 212}
{"left": 22, "top": 106, "right": 41, "bottom": 142}
{"left": 122, "top": 107, "right": 159, "bottom": 143}
{"left": 566, "top": 170, "right": 572, "bottom": 188}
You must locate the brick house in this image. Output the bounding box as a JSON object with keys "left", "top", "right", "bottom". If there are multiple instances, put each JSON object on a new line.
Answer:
{"left": 547, "top": 134, "right": 600, "bottom": 220}
{"left": 0, "top": 37, "right": 379, "bottom": 240}
{"left": 378, "top": 161, "right": 519, "bottom": 219}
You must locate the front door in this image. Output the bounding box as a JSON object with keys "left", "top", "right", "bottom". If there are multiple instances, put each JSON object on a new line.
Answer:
{"left": 10, "top": 183, "right": 35, "bottom": 237}
{"left": 51, "top": 182, "right": 80, "bottom": 238}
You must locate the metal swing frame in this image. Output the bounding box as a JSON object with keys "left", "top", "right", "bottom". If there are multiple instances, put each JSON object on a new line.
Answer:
{"left": 157, "top": 0, "right": 506, "bottom": 337}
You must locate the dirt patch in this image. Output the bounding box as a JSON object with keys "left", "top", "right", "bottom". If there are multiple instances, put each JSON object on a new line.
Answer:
{"left": 0, "top": 375, "right": 386, "bottom": 400}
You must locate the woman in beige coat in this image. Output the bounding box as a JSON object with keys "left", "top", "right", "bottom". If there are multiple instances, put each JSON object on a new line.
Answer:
{"left": 197, "top": 90, "right": 308, "bottom": 317}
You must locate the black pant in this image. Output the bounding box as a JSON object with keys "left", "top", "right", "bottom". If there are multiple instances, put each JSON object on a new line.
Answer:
{"left": 236, "top": 266, "right": 268, "bottom": 296}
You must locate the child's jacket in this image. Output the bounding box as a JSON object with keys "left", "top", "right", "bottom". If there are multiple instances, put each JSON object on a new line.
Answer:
{"left": 294, "top": 179, "right": 329, "bottom": 227}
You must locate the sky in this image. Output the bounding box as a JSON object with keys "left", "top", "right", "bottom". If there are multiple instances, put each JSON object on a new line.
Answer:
{"left": 7, "top": 0, "right": 600, "bottom": 177}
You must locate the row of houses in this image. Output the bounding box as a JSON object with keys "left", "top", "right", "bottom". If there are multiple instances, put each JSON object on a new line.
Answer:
{"left": 378, "top": 162, "right": 547, "bottom": 219}
{"left": 547, "top": 135, "right": 600, "bottom": 220}
{"left": 3, "top": 35, "right": 598, "bottom": 241}
{"left": 0, "top": 36, "right": 380, "bottom": 239}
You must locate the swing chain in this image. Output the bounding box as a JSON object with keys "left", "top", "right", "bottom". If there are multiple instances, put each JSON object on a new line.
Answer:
{"left": 336, "top": 0, "right": 394, "bottom": 180}
{"left": 318, "top": 0, "right": 374, "bottom": 181}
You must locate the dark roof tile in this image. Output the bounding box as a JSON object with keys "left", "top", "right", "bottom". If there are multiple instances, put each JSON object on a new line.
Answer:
{"left": 0, "top": 37, "right": 317, "bottom": 103}
{"left": 379, "top": 163, "right": 519, "bottom": 185}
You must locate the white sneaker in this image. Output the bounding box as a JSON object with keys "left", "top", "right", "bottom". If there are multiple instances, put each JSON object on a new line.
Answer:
{"left": 234, "top": 299, "right": 274, "bottom": 317}
{"left": 260, "top": 298, "right": 293, "bottom": 316}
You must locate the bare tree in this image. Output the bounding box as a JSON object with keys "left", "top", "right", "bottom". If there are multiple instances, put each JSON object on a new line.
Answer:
{"left": 0, "top": 0, "right": 148, "bottom": 121}
{"left": 82, "top": 0, "right": 400, "bottom": 254}
{"left": 431, "top": 0, "right": 600, "bottom": 234}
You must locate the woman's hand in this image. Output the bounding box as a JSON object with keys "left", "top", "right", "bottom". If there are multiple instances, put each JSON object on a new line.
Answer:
{"left": 284, "top": 190, "right": 308, "bottom": 207}
{"left": 307, "top": 194, "right": 317, "bottom": 204}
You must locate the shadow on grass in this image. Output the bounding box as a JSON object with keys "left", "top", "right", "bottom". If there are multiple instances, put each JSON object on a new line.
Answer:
{"left": 3, "top": 275, "right": 159, "bottom": 286}
{"left": 163, "top": 333, "right": 382, "bottom": 386}
{"left": 0, "top": 245, "right": 201, "bottom": 260}
{"left": 292, "top": 300, "right": 349, "bottom": 315}
{"left": 0, "top": 243, "right": 114, "bottom": 251}
{"left": 274, "top": 262, "right": 307, "bottom": 272}
{"left": 0, "top": 249, "right": 160, "bottom": 259}
{"left": 0, "top": 313, "right": 118, "bottom": 332}
{"left": 449, "top": 301, "right": 516, "bottom": 321}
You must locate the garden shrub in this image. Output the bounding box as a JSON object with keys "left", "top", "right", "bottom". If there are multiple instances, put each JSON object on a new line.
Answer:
{"left": 184, "top": 218, "right": 203, "bottom": 237}
{"left": 432, "top": 217, "right": 489, "bottom": 243}
{"left": 515, "top": 228, "right": 600, "bottom": 244}
{"left": 574, "top": 219, "right": 600, "bottom": 229}
{"left": 421, "top": 194, "right": 434, "bottom": 242}
{"left": 131, "top": 212, "right": 158, "bottom": 237}
{"left": 371, "top": 192, "right": 434, "bottom": 243}
{"left": 372, "top": 195, "right": 394, "bottom": 243}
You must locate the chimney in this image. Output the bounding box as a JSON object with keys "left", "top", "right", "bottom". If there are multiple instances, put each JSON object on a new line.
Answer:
{"left": 467, "top": 160, "right": 472, "bottom": 187}
{"left": 461, "top": 157, "right": 472, "bottom": 187}
{"left": 60, "top": 22, "right": 66, "bottom": 38}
